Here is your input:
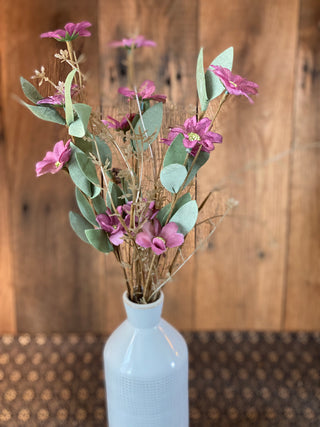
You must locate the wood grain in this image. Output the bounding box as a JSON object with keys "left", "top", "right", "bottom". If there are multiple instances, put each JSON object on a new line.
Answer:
{"left": 1, "top": 0, "right": 103, "bottom": 332}
{"left": 195, "top": 0, "right": 300, "bottom": 329}
{"left": 1, "top": 0, "right": 320, "bottom": 333}
{"left": 0, "top": 5, "right": 17, "bottom": 332}
{"left": 285, "top": 0, "right": 320, "bottom": 329}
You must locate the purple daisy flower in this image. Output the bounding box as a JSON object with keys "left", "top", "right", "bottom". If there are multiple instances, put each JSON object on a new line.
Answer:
{"left": 161, "top": 116, "right": 222, "bottom": 156}
{"left": 135, "top": 219, "right": 184, "bottom": 255}
{"left": 40, "top": 21, "right": 92, "bottom": 42}
{"left": 210, "top": 65, "right": 258, "bottom": 103}
{"left": 118, "top": 80, "right": 166, "bottom": 103}
{"left": 37, "top": 83, "right": 79, "bottom": 106}
{"left": 109, "top": 35, "right": 156, "bottom": 49}
{"left": 35, "top": 139, "right": 71, "bottom": 176}
{"left": 102, "top": 113, "right": 137, "bottom": 132}
{"left": 96, "top": 208, "right": 125, "bottom": 246}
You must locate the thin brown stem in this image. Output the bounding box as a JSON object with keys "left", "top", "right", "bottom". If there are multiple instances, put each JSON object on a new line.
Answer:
{"left": 143, "top": 253, "right": 157, "bottom": 301}
{"left": 209, "top": 91, "right": 229, "bottom": 131}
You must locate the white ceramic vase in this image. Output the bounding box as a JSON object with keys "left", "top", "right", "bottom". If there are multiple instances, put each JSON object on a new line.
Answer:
{"left": 103, "top": 291, "right": 189, "bottom": 427}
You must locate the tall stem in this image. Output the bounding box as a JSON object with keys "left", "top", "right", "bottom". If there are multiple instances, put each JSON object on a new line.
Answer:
{"left": 143, "top": 253, "right": 157, "bottom": 301}
{"left": 127, "top": 47, "right": 135, "bottom": 89}
{"left": 65, "top": 41, "right": 81, "bottom": 87}
{"left": 209, "top": 91, "right": 229, "bottom": 131}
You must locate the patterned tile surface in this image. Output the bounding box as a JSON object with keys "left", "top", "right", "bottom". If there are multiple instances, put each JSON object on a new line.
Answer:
{"left": 0, "top": 332, "right": 319, "bottom": 426}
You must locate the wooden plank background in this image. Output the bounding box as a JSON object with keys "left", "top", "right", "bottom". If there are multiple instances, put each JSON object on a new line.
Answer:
{"left": 0, "top": 0, "right": 319, "bottom": 333}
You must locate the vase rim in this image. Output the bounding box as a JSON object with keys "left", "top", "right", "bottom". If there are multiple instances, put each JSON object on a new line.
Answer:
{"left": 123, "top": 291, "right": 164, "bottom": 310}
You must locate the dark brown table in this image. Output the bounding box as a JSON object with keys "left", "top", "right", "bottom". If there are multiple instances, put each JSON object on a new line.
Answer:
{"left": 0, "top": 331, "right": 319, "bottom": 426}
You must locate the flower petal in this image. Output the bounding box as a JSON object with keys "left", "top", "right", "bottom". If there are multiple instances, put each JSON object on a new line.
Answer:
{"left": 151, "top": 237, "right": 167, "bottom": 255}
{"left": 109, "top": 230, "right": 124, "bottom": 246}
{"left": 183, "top": 116, "right": 197, "bottom": 132}
{"left": 136, "top": 231, "right": 152, "bottom": 249}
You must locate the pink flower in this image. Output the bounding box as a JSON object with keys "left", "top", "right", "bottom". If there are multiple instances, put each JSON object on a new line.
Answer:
{"left": 118, "top": 80, "right": 166, "bottom": 103}
{"left": 161, "top": 116, "right": 222, "bottom": 156}
{"left": 96, "top": 208, "right": 125, "bottom": 246}
{"left": 37, "top": 83, "right": 79, "bottom": 106}
{"left": 35, "top": 140, "right": 71, "bottom": 176}
{"left": 40, "top": 21, "right": 92, "bottom": 42}
{"left": 136, "top": 219, "right": 184, "bottom": 255}
{"left": 117, "top": 201, "right": 159, "bottom": 229}
{"left": 210, "top": 65, "right": 258, "bottom": 103}
{"left": 102, "top": 113, "right": 137, "bottom": 132}
{"left": 109, "top": 35, "right": 156, "bottom": 49}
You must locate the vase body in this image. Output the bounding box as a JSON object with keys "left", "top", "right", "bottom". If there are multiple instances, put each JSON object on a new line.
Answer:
{"left": 103, "top": 292, "right": 189, "bottom": 427}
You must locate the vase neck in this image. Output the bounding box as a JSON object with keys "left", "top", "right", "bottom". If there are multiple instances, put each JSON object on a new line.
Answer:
{"left": 123, "top": 292, "right": 164, "bottom": 329}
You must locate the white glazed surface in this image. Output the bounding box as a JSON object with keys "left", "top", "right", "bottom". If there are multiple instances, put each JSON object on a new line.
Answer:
{"left": 103, "top": 292, "right": 189, "bottom": 427}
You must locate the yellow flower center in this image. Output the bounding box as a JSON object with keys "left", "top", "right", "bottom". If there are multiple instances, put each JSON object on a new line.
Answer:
{"left": 55, "top": 161, "right": 61, "bottom": 168}
{"left": 230, "top": 81, "right": 238, "bottom": 87}
{"left": 188, "top": 132, "right": 201, "bottom": 141}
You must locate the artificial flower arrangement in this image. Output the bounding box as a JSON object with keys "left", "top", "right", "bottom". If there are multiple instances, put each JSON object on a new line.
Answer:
{"left": 19, "top": 21, "right": 258, "bottom": 304}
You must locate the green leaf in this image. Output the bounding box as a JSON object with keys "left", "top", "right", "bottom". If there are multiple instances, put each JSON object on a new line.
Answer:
{"left": 92, "top": 194, "right": 107, "bottom": 214}
{"left": 92, "top": 135, "right": 112, "bottom": 166}
{"left": 134, "top": 102, "right": 163, "bottom": 150}
{"left": 68, "top": 144, "right": 100, "bottom": 198}
{"left": 106, "top": 182, "right": 124, "bottom": 210}
{"left": 157, "top": 192, "right": 192, "bottom": 226}
{"left": 163, "top": 133, "right": 186, "bottom": 167}
{"left": 160, "top": 163, "right": 188, "bottom": 194}
{"left": 73, "top": 137, "right": 93, "bottom": 155}
{"left": 85, "top": 229, "right": 114, "bottom": 253}
{"left": 69, "top": 118, "right": 85, "bottom": 138}
{"left": 196, "top": 48, "right": 209, "bottom": 112}
{"left": 64, "top": 69, "right": 77, "bottom": 125}
{"left": 205, "top": 47, "right": 234, "bottom": 101}
{"left": 20, "top": 77, "right": 42, "bottom": 103}
{"left": 157, "top": 204, "right": 171, "bottom": 226}
{"left": 19, "top": 100, "right": 66, "bottom": 124}
{"left": 69, "top": 211, "right": 92, "bottom": 243}
{"left": 184, "top": 151, "right": 210, "bottom": 187}
{"left": 75, "top": 188, "right": 98, "bottom": 226}
{"left": 69, "top": 103, "right": 92, "bottom": 137}
{"left": 75, "top": 151, "right": 100, "bottom": 186}
{"left": 169, "top": 200, "right": 198, "bottom": 235}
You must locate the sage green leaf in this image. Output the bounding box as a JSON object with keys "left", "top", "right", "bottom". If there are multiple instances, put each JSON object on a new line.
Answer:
{"left": 106, "top": 182, "right": 124, "bottom": 210}
{"left": 69, "top": 118, "right": 85, "bottom": 138}
{"left": 68, "top": 144, "right": 100, "bottom": 198}
{"left": 205, "top": 47, "right": 234, "bottom": 101}
{"left": 65, "top": 69, "right": 77, "bottom": 125}
{"left": 92, "top": 135, "right": 112, "bottom": 166}
{"left": 73, "top": 137, "right": 93, "bottom": 155}
{"left": 69, "top": 211, "right": 92, "bottom": 243}
{"left": 133, "top": 102, "right": 163, "bottom": 150}
{"left": 160, "top": 163, "right": 188, "bottom": 194}
{"left": 157, "top": 204, "right": 171, "bottom": 226}
{"left": 184, "top": 151, "right": 210, "bottom": 187}
{"left": 169, "top": 200, "right": 198, "bottom": 235}
{"left": 20, "top": 77, "right": 42, "bottom": 103}
{"left": 92, "top": 194, "right": 107, "bottom": 214}
{"left": 85, "top": 229, "right": 114, "bottom": 253}
{"left": 196, "top": 48, "right": 209, "bottom": 112}
{"left": 163, "top": 133, "right": 187, "bottom": 167}
{"left": 75, "top": 151, "right": 100, "bottom": 186}
{"left": 68, "top": 103, "right": 92, "bottom": 137}
{"left": 157, "top": 192, "right": 192, "bottom": 226}
{"left": 19, "top": 100, "right": 65, "bottom": 124}
{"left": 75, "top": 188, "right": 98, "bottom": 226}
